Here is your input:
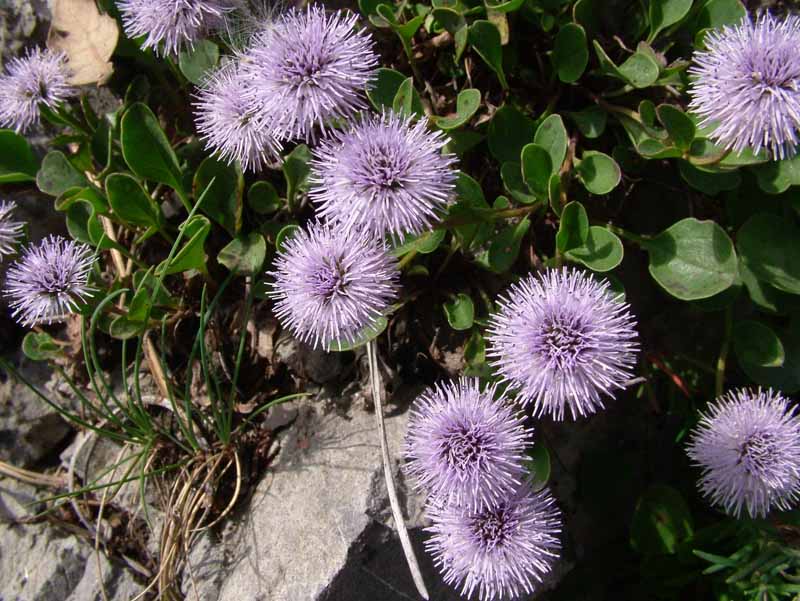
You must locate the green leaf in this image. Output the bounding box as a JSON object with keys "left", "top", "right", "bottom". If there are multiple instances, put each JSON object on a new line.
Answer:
{"left": 120, "top": 103, "right": 185, "bottom": 197}
{"left": 575, "top": 151, "right": 621, "bottom": 195}
{"left": 566, "top": 226, "right": 624, "bottom": 272}
{"left": 36, "top": 151, "right": 88, "bottom": 197}
{"left": 737, "top": 213, "right": 800, "bottom": 295}
{"left": 275, "top": 224, "right": 301, "bottom": 252}
{"left": 159, "top": 215, "right": 211, "bottom": 275}
{"left": 55, "top": 186, "right": 108, "bottom": 214}
{"left": 631, "top": 484, "right": 693, "bottom": 555}
{"left": 656, "top": 105, "right": 695, "bottom": 151}
{"left": 694, "top": 0, "right": 746, "bottom": 31}
{"left": 570, "top": 106, "right": 607, "bottom": 139}
{"left": 468, "top": 20, "right": 508, "bottom": 89}
{"left": 106, "top": 173, "right": 163, "bottom": 229}
{"left": 434, "top": 88, "right": 481, "bottom": 130}
{"left": 648, "top": 0, "right": 693, "bottom": 42}
{"left": 739, "top": 320, "right": 800, "bottom": 393}
{"left": 392, "top": 229, "right": 446, "bottom": 256}
{"left": 556, "top": 201, "right": 589, "bottom": 253}
{"left": 193, "top": 156, "right": 244, "bottom": 236}
{"left": 534, "top": 114, "right": 568, "bottom": 175}
{"left": 740, "top": 260, "right": 800, "bottom": 315}
{"left": 752, "top": 154, "right": 800, "bottom": 195}
{"left": 734, "top": 320, "right": 785, "bottom": 368}
{"left": 501, "top": 162, "right": 538, "bottom": 205}
{"left": 366, "top": 68, "right": 407, "bottom": 111}
{"left": 444, "top": 293, "right": 475, "bottom": 330}
{"left": 248, "top": 181, "right": 281, "bottom": 214}
{"left": 678, "top": 161, "right": 741, "bottom": 196}
{"left": 526, "top": 443, "right": 551, "bottom": 492}
{"left": 464, "top": 330, "right": 486, "bottom": 365}
{"left": 283, "top": 144, "right": 312, "bottom": 209}
{"left": 487, "top": 217, "right": 530, "bottom": 272}
{"left": 178, "top": 40, "right": 219, "bottom": 85}
{"left": 553, "top": 23, "right": 588, "bottom": 83}
{"left": 22, "top": 331, "right": 64, "bottom": 361}
{"left": 644, "top": 218, "right": 738, "bottom": 301}
{"left": 521, "top": 144, "right": 552, "bottom": 198}
{"left": 450, "top": 172, "right": 491, "bottom": 250}
{"left": 618, "top": 51, "right": 660, "bottom": 88}
{"left": 488, "top": 105, "right": 536, "bottom": 164}
{"left": 329, "top": 316, "right": 388, "bottom": 352}
{"left": 392, "top": 77, "right": 425, "bottom": 118}
{"left": 0, "top": 129, "right": 39, "bottom": 182}
{"left": 218, "top": 232, "right": 267, "bottom": 275}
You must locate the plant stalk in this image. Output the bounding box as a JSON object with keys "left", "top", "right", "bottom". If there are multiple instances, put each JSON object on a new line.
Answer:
{"left": 366, "top": 339, "right": 429, "bottom": 600}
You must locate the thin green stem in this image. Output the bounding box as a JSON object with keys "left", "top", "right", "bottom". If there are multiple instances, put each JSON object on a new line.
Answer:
{"left": 715, "top": 307, "right": 733, "bottom": 398}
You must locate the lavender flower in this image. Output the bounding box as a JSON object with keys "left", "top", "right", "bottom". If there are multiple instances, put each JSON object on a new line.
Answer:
{"left": 269, "top": 221, "right": 398, "bottom": 350}
{"left": 310, "top": 112, "right": 457, "bottom": 240}
{"left": 194, "top": 62, "right": 281, "bottom": 171}
{"left": 425, "top": 483, "right": 562, "bottom": 601}
{"left": 119, "top": 0, "right": 235, "bottom": 56}
{"left": 0, "top": 202, "right": 24, "bottom": 259}
{"left": 242, "top": 5, "right": 378, "bottom": 142}
{"left": 0, "top": 48, "right": 72, "bottom": 133}
{"left": 486, "top": 268, "right": 638, "bottom": 420}
{"left": 403, "top": 379, "right": 533, "bottom": 512}
{"left": 688, "top": 13, "right": 800, "bottom": 160}
{"left": 3, "top": 235, "right": 95, "bottom": 327}
{"left": 687, "top": 388, "right": 800, "bottom": 519}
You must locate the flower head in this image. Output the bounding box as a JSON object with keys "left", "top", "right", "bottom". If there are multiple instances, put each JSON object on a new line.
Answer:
{"left": 242, "top": 5, "right": 378, "bottom": 142}
{"left": 119, "top": 0, "right": 235, "bottom": 56}
{"left": 687, "top": 388, "right": 800, "bottom": 518}
{"left": 425, "top": 483, "right": 562, "bottom": 601}
{"left": 310, "top": 112, "right": 457, "bottom": 240}
{"left": 404, "top": 379, "right": 533, "bottom": 512}
{"left": 3, "top": 235, "right": 95, "bottom": 327}
{"left": 268, "top": 221, "right": 398, "bottom": 350}
{"left": 194, "top": 62, "right": 281, "bottom": 171}
{"left": 688, "top": 13, "right": 800, "bottom": 160}
{"left": 0, "top": 202, "right": 25, "bottom": 259}
{"left": 0, "top": 48, "right": 73, "bottom": 133}
{"left": 486, "top": 268, "right": 638, "bottom": 420}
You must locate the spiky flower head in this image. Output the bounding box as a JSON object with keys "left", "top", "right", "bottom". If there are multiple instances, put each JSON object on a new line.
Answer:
{"left": 403, "top": 378, "right": 533, "bottom": 512}
{"left": 0, "top": 202, "right": 25, "bottom": 260}
{"left": 687, "top": 388, "right": 800, "bottom": 519}
{"left": 688, "top": 13, "right": 800, "bottom": 160}
{"left": 119, "top": 0, "right": 235, "bottom": 56}
{"left": 425, "top": 482, "right": 562, "bottom": 601}
{"left": 3, "top": 235, "right": 95, "bottom": 327}
{"left": 194, "top": 62, "right": 282, "bottom": 172}
{"left": 486, "top": 268, "right": 638, "bottom": 421}
{"left": 242, "top": 5, "right": 378, "bottom": 142}
{"left": 309, "top": 112, "right": 457, "bottom": 240}
{"left": 0, "top": 48, "right": 73, "bottom": 133}
{"left": 268, "top": 221, "right": 399, "bottom": 350}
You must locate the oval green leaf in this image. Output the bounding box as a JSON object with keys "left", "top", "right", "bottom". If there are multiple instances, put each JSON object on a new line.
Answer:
{"left": 576, "top": 151, "right": 621, "bottom": 195}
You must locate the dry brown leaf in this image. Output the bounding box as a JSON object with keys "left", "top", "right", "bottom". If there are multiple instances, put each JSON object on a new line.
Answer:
{"left": 47, "top": 0, "right": 118, "bottom": 85}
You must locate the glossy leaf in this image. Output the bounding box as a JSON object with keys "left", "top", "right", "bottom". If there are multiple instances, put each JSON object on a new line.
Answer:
{"left": 193, "top": 156, "right": 244, "bottom": 236}
{"left": 468, "top": 20, "right": 508, "bottom": 89}
{"left": 534, "top": 114, "right": 568, "bottom": 175}
{"left": 521, "top": 144, "right": 552, "bottom": 198}
{"left": 434, "top": 88, "right": 481, "bottom": 130}
{"left": 553, "top": 23, "right": 588, "bottom": 83}
{"left": 159, "top": 215, "right": 211, "bottom": 275}
{"left": 737, "top": 213, "right": 800, "bottom": 295}
{"left": 366, "top": 68, "right": 407, "bottom": 111}
{"left": 178, "top": 40, "right": 219, "bottom": 85}
{"left": 556, "top": 201, "right": 589, "bottom": 253}
{"left": 218, "top": 232, "right": 267, "bottom": 275}
{"left": 566, "top": 226, "right": 624, "bottom": 272}
{"left": 0, "top": 129, "right": 38, "bottom": 182}
{"left": 631, "top": 485, "right": 693, "bottom": 555}
{"left": 734, "top": 320, "right": 785, "bottom": 368}
{"left": 36, "top": 151, "right": 88, "bottom": 197}
{"left": 488, "top": 105, "right": 536, "bottom": 164}
{"left": 248, "top": 181, "right": 281, "bottom": 214}
{"left": 444, "top": 293, "right": 475, "bottom": 330}
{"left": 576, "top": 151, "right": 621, "bottom": 195}
{"left": 648, "top": 0, "right": 693, "bottom": 42}
{"left": 106, "top": 173, "right": 163, "bottom": 229}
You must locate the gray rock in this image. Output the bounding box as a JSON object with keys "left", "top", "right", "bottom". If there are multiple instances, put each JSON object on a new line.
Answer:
{"left": 0, "top": 0, "right": 49, "bottom": 63}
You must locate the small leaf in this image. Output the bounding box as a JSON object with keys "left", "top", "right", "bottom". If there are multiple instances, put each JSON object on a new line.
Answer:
{"left": 734, "top": 320, "right": 785, "bottom": 368}
{"left": 619, "top": 51, "right": 660, "bottom": 88}
{"left": 752, "top": 154, "right": 800, "bottom": 195}
{"left": 283, "top": 144, "right": 312, "bottom": 209}
{"left": 487, "top": 217, "right": 530, "bottom": 273}
{"left": 193, "top": 156, "right": 244, "bottom": 236}
{"left": 694, "top": 0, "right": 746, "bottom": 31}
{"left": 737, "top": 213, "right": 800, "bottom": 295}
{"left": 106, "top": 173, "right": 163, "bottom": 229}
{"left": 631, "top": 484, "right": 693, "bottom": 555}
{"left": 570, "top": 106, "right": 607, "bottom": 139}
{"left": 444, "top": 293, "right": 475, "bottom": 330}
{"left": 434, "top": 88, "right": 481, "bottom": 130}
{"left": 488, "top": 105, "right": 536, "bottom": 164}
{"left": 648, "top": 0, "right": 693, "bottom": 42}
{"left": 0, "top": 129, "right": 39, "bottom": 182}
{"left": 575, "top": 151, "right": 621, "bottom": 195}
{"left": 275, "top": 224, "right": 301, "bottom": 252}
{"left": 521, "top": 144, "right": 552, "bottom": 198}
{"left": 468, "top": 20, "right": 508, "bottom": 89}
{"left": 392, "top": 77, "right": 425, "bottom": 118}
{"left": 218, "top": 232, "right": 267, "bottom": 275}
{"left": 366, "top": 68, "right": 407, "bottom": 111}
{"left": 526, "top": 443, "right": 551, "bottom": 492}
{"left": 656, "top": 104, "right": 695, "bottom": 151}
{"left": 556, "top": 201, "right": 589, "bottom": 253}
{"left": 392, "top": 229, "right": 446, "bottom": 257}
{"left": 159, "top": 215, "right": 211, "bottom": 275}
{"left": 553, "top": 23, "right": 588, "bottom": 83}
{"left": 565, "top": 226, "right": 624, "bottom": 272}
{"left": 678, "top": 161, "right": 741, "bottom": 196}
{"left": 36, "top": 151, "right": 88, "bottom": 196}
{"left": 178, "top": 40, "right": 219, "bottom": 85}
{"left": 22, "top": 331, "right": 64, "bottom": 361}
{"left": 644, "top": 218, "right": 738, "bottom": 301}
{"left": 501, "top": 162, "right": 537, "bottom": 205}
{"left": 248, "top": 181, "right": 281, "bottom": 214}
{"left": 329, "top": 316, "right": 388, "bottom": 352}
{"left": 534, "top": 114, "right": 568, "bottom": 175}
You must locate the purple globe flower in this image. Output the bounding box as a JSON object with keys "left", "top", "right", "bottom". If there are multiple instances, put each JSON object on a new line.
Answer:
{"left": 687, "top": 388, "right": 800, "bottom": 519}
{"left": 403, "top": 378, "right": 533, "bottom": 512}
{"left": 242, "top": 5, "right": 378, "bottom": 142}
{"left": 0, "top": 201, "right": 24, "bottom": 260}
{"left": 119, "top": 0, "right": 235, "bottom": 56}
{"left": 309, "top": 112, "right": 457, "bottom": 240}
{"left": 268, "top": 221, "right": 399, "bottom": 350}
{"left": 688, "top": 13, "right": 800, "bottom": 160}
{"left": 0, "top": 48, "right": 73, "bottom": 133}
{"left": 486, "top": 268, "right": 638, "bottom": 421}
{"left": 4, "top": 235, "right": 95, "bottom": 327}
{"left": 194, "top": 62, "right": 282, "bottom": 172}
{"left": 425, "top": 482, "right": 562, "bottom": 601}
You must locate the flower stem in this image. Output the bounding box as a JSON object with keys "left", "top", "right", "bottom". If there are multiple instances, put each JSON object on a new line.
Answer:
{"left": 366, "top": 340, "right": 429, "bottom": 600}
{"left": 715, "top": 307, "right": 733, "bottom": 398}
